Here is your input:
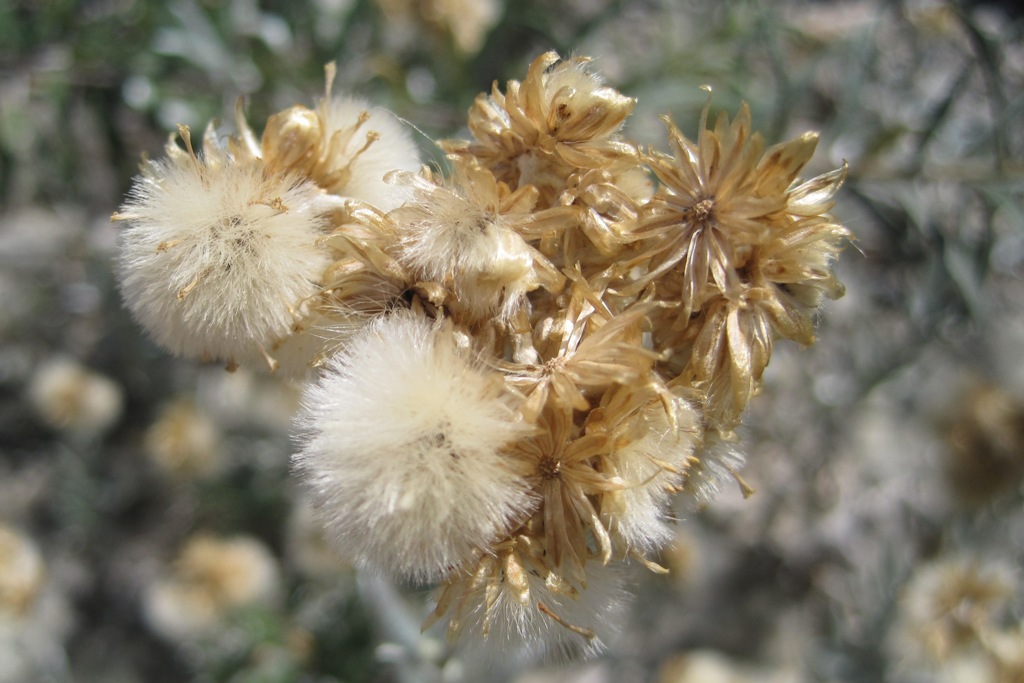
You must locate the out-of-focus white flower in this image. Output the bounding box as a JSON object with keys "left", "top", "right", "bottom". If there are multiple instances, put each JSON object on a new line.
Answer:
{"left": 114, "top": 129, "right": 333, "bottom": 371}
{"left": 893, "top": 556, "right": 1015, "bottom": 665}
{"left": 143, "top": 534, "right": 280, "bottom": 643}
{"left": 27, "top": 357, "right": 122, "bottom": 436}
{"left": 0, "top": 524, "right": 73, "bottom": 683}
{"left": 0, "top": 525, "right": 44, "bottom": 621}
{"left": 293, "top": 311, "right": 535, "bottom": 582}
{"left": 144, "top": 399, "right": 225, "bottom": 479}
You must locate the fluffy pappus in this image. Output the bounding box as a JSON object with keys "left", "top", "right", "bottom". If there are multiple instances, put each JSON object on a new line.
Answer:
{"left": 114, "top": 129, "right": 334, "bottom": 371}
{"left": 292, "top": 311, "right": 536, "bottom": 582}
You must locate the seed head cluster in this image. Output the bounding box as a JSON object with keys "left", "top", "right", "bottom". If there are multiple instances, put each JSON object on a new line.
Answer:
{"left": 114, "top": 53, "right": 850, "bottom": 658}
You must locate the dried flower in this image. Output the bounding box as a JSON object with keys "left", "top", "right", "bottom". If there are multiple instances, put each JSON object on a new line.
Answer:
{"left": 250, "top": 64, "right": 421, "bottom": 211}
{"left": 446, "top": 52, "right": 638, "bottom": 206}
{"left": 510, "top": 405, "right": 621, "bottom": 582}
{"left": 426, "top": 533, "right": 626, "bottom": 661}
{"left": 293, "top": 312, "right": 535, "bottom": 582}
{"left": 621, "top": 96, "right": 849, "bottom": 430}
{"left": 387, "top": 160, "right": 562, "bottom": 324}
{"left": 503, "top": 273, "right": 661, "bottom": 421}
{"left": 629, "top": 102, "right": 822, "bottom": 313}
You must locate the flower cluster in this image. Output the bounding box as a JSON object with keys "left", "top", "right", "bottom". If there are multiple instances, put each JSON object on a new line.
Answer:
{"left": 115, "top": 53, "right": 849, "bottom": 658}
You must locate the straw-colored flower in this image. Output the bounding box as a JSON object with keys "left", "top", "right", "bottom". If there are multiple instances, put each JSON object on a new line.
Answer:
{"left": 509, "top": 405, "right": 621, "bottom": 583}
{"left": 627, "top": 101, "right": 824, "bottom": 315}
{"left": 446, "top": 52, "right": 638, "bottom": 206}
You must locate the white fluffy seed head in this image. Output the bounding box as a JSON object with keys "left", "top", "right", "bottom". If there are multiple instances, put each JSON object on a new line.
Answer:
{"left": 603, "top": 397, "right": 701, "bottom": 554}
{"left": 441, "top": 558, "right": 627, "bottom": 664}
{"left": 389, "top": 170, "right": 540, "bottom": 323}
{"left": 316, "top": 96, "right": 422, "bottom": 210}
{"left": 293, "top": 311, "right": 535, "bottom": 583}
{"left": 677, "top": 432, "right": 747, "bottom": 512}
{"left": 116, "top": 147, "right": 332, "bottom": 369}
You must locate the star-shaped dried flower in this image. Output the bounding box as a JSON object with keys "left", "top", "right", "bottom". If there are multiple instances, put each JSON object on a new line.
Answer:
{"left": 623, "top": 95, "right": 833, "bottom": 320}
{"left": 444, "top": 52, "right": 638, "bottom": 206}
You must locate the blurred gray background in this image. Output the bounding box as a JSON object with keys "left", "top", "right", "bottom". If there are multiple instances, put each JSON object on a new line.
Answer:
{"left": 0, "top": 1, "right": 1022, "bottom": 682}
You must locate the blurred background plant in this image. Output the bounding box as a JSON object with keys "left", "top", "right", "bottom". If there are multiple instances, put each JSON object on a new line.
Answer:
{"left": 0, "top": 0, "right": 1022, "bottom": 681}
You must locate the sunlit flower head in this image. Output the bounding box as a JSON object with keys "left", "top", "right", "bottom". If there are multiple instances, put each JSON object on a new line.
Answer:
{"left": 114, "top": 127, "right": 333, "bottom": 371}
{"left": 293, "top": 311, "right": 535, "bottom": 582}
{"left": 628, "top": 96, "right": 843, "bottom": 321}
{"left": 502, "top": 279, "right": 660, "bottom": 422}
{"left": 509, "top": 405, "right": 621, "bottom": 583}
{"left": 388, "top": 160, "right": 562, "bottom": 323}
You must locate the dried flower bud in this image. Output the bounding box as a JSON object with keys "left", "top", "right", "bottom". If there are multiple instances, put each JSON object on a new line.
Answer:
{"left": 262, "top": 105, "right": 323, "bottom": 175}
